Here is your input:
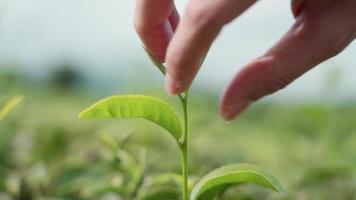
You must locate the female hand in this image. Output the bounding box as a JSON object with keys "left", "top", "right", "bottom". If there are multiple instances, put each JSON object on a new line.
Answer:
{"left": 134, "top": 0, "right": 356, "bottom": 121}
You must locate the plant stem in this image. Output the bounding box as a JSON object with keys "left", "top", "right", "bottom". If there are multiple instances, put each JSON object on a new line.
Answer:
{"left": 146, "top": 50, "right": 190, "bottom": 199}
{"left": 181, "top": 143, "right": 189, "bottom": 200}
{"left": 180, "top": 92, "right": 189, "bottom": 200}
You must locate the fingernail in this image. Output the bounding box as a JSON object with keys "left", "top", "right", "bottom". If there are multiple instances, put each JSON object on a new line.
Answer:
{"left": 165, "top": 74, "right": 182, "bottom": 95}
{"left": 222, "top": 98, "right": 251, "bottom": 121}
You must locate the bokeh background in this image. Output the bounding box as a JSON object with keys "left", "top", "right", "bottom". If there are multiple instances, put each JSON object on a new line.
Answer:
{"left": 0, "top": 0, "right": 355, "bottom": 200}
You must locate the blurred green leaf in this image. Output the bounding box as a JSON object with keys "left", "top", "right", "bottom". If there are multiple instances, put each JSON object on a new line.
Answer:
{"left": 190, "top": 164, "right": 283, "bottom": 200}
{"left": 125, "top": 148, "right": 146, "bottom": 199}
{"left": 100, "top": 131, "right": 133, "bottom": 154}
{"left": 139, "top": 187, "right": 179, "bottom": 200}
{"left": 0, "top": 96, "right": 22, "bottom": 121}
{"left": 100, "top": 133, "right": 118, "bottom": 153}
{"left": 79, "top": 95, "right": 182, "bottom": 144}
{"left": 137, "top": 173, "right": 182, "bottom": 200}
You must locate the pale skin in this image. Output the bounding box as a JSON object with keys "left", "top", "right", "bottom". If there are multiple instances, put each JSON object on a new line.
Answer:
{"left": 134, "top": 0, "right": 356, "bottom": 121}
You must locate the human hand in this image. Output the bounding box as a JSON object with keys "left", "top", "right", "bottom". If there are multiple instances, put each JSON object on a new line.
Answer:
{"left": 134, "top": 0, "right": 356, "bottom": 121}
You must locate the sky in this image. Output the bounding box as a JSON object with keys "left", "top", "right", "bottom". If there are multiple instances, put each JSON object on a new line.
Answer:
{"left": 0, "top": 0, "right": 355, "bottom": 103}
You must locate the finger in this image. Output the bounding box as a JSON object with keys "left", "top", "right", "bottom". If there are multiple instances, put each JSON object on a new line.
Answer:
{"left": 292, "top": 0, "right": 335, "bottom": 17}
{"left": 165, "top": 0, "right": 257, "bottom": 95}
{"left": 169, "top": 5, "right": 180, "bottom": 31}
{"left": 134, "top": 0, "right": 177, "bottom": 62}
{"left": 220, "top": 2, "right": 355, "bottom": 121}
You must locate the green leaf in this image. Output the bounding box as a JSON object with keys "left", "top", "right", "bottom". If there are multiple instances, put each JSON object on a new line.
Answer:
{"left": 0, "top": 95, "right": 23, "bottom": 121}
{"left": 190, "top": 164, "right": 283, "bottom": 200}
{"left": 125, "top": 148, "right": 146, "bottom": 198}
{"left": 137, "top": 173, "right": 183, "bottom": 200}
{"left": 79, "top": 95, "right": 182, "bottom": 144}
{"left": 100, "top": 133, "right": 118, "bottom": 153}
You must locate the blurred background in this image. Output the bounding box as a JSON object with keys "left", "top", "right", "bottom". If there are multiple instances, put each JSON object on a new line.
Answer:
{"left": 0, "top": 0, "right": 355, "bottom": 199}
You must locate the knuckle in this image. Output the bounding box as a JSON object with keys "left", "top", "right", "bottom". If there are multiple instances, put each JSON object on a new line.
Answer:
{"left": 293, "top": 1, "right": 356, "bottom": 53}
{"left": 185, "top": 1, "right": 222, "bottom": 29}
{"left": 294, "top": 16, "right": 350, "bottom": 57}
{"left": 321, "top": 29, "right": 352, "bottom": 57}
{"left": 326, "top": 35, "right": 350, "bottom": 57}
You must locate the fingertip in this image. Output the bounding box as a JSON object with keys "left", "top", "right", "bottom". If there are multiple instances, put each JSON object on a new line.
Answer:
{"left": 220, "top": 97, "right": 251, "bottom": 121}
{"left": 165, "top": 73, "right": 184, "bottom": 95}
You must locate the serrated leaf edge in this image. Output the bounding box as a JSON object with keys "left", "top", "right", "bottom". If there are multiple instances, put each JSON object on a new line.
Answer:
{"left": 79, "top": 95, "right": 183, "bottom": 144}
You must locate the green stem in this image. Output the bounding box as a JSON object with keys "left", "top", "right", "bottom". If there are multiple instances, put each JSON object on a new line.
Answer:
{"left": 145, "top": 50, "right": 190, "bottom": 199}
{"left": 180, "top": 91, "right": 189, "bottom": 200}
{"left": 181, "top": 143, "right": 188, "bottom": 200}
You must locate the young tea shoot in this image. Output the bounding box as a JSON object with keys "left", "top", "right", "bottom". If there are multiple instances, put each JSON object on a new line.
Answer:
{"left": 79, "top": 49, "right": 283, "bottom": 200}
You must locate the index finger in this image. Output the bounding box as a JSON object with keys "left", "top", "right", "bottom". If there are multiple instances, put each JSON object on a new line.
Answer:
{"left": 165, "top": 0, "right": 257, "bottom": 94}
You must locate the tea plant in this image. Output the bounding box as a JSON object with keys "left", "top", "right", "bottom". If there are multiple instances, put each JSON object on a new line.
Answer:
{"left": 97, "top": 132, "right": 186, "bottom": 200}
{"left": 79, "top": 50, "right": 283, "bottom": 199}
{"left": 79, "top": 132, "right": 148, "bottom": 199}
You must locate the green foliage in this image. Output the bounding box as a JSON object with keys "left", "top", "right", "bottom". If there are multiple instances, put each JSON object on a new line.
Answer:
{"left": 0, "top": 95, "right": 22, "bottom": 121}
{"left": 190, "top": 164, "right": 283, "bottom": 200}
{"left": 79, "top": 95, "right": 182, "bottom": 145}
{"left": 95, "top": 133, "right": 186, "bottom": 200}
{"left": 1, "top": 89, "right": 355, "bottom": 199}
{"left": 78, "top": 50, "right": 284, "bottom": 200}
{"left": 137, "top": 173, "right": 183, "bottom": 200}
{"left": 100, "top": 132, "right": 146, "bottom": 199}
